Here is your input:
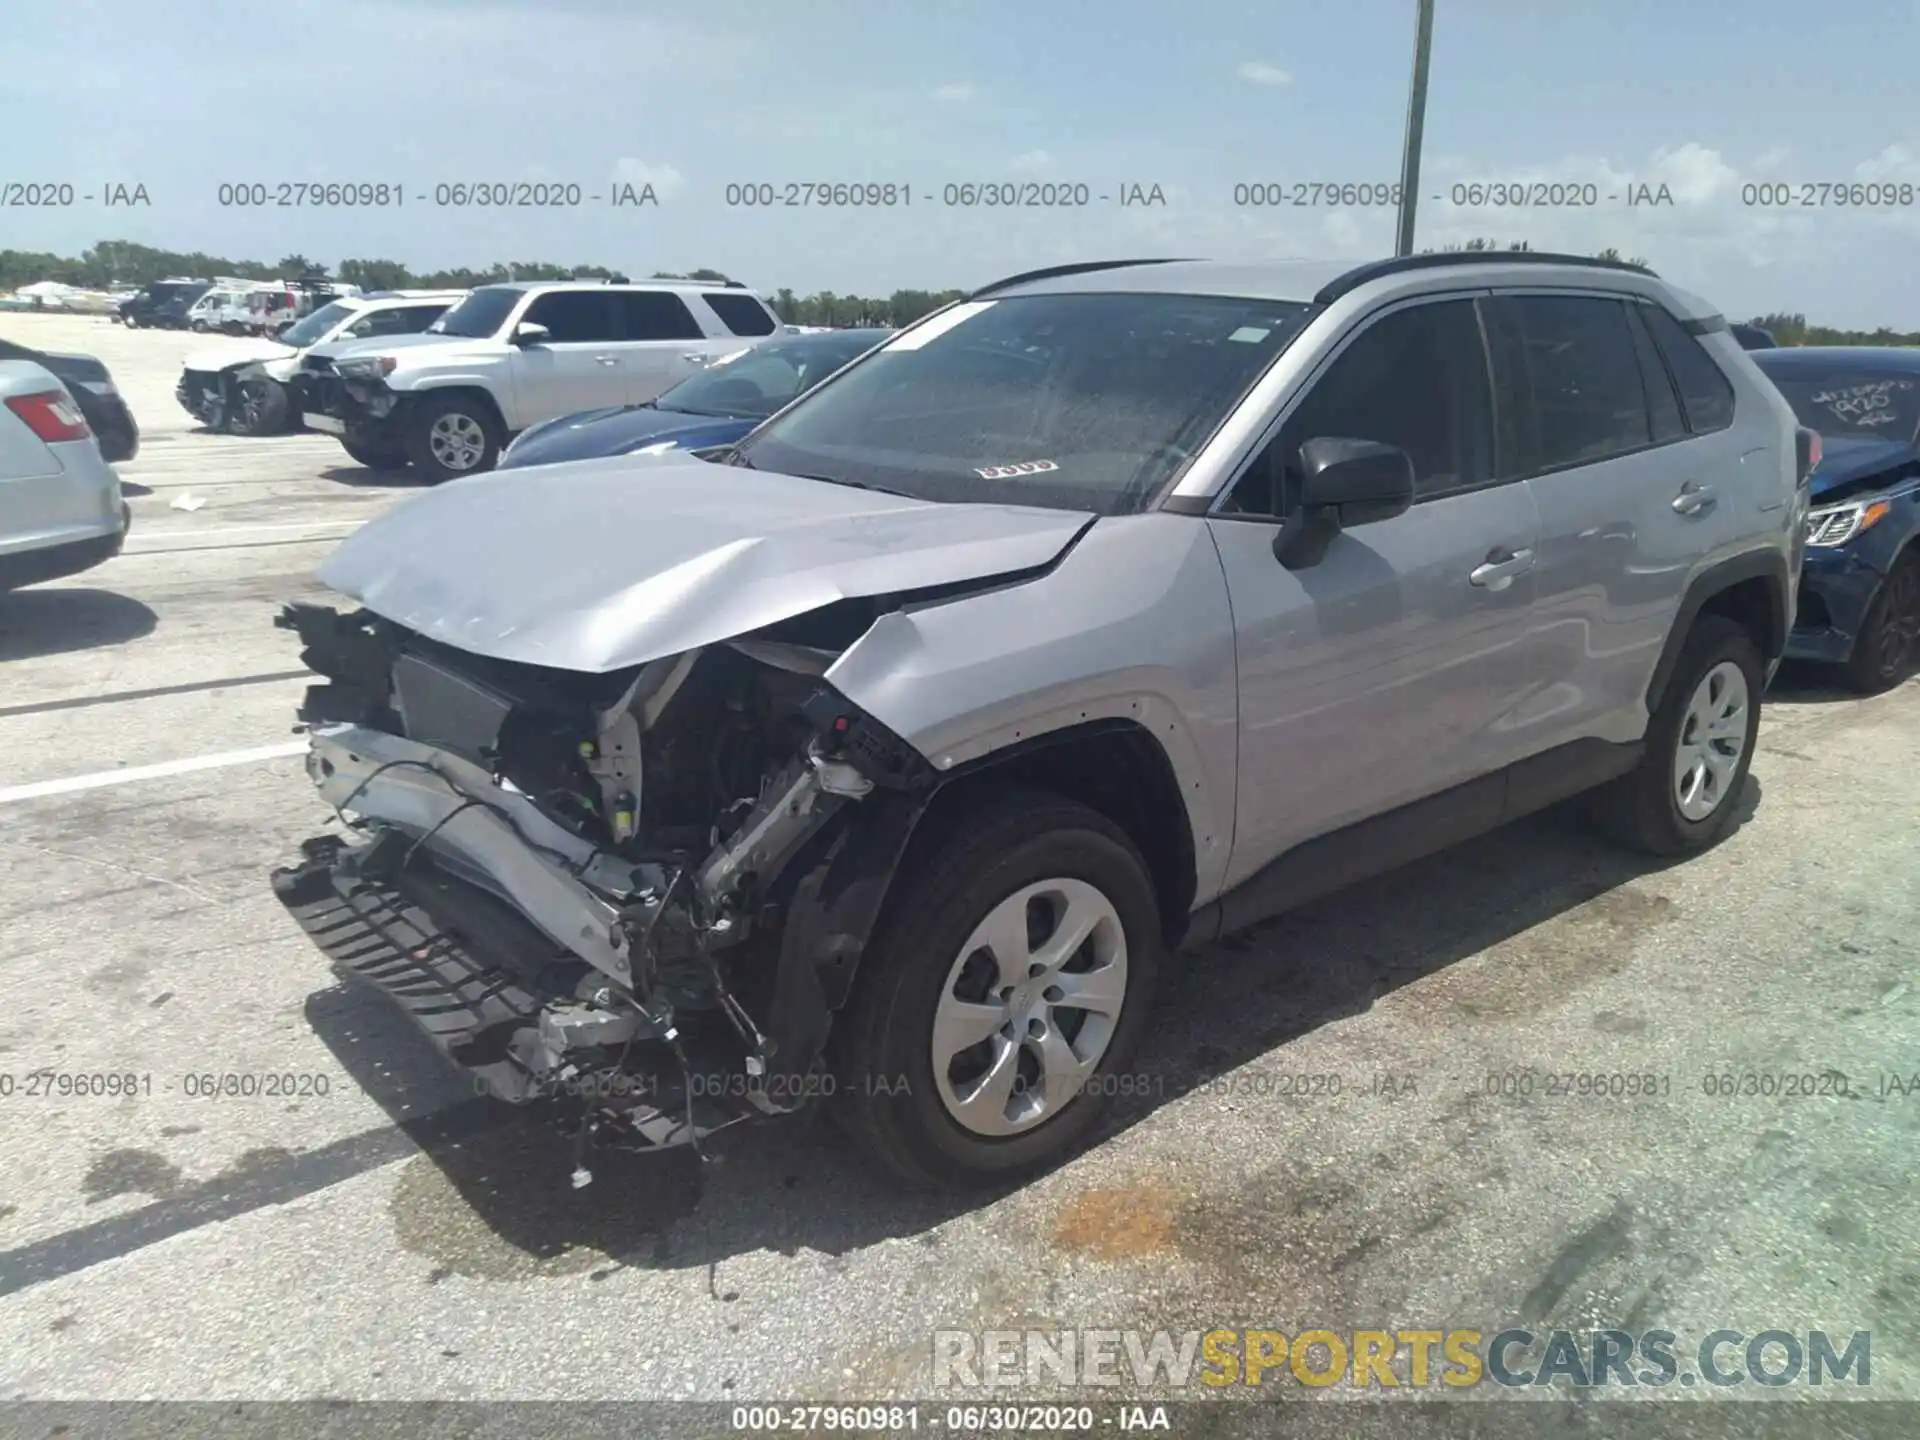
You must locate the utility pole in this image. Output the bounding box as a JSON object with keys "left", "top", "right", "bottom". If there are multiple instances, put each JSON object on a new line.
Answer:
{"left": 1394, "top": 0, "right": 1436, "bottom": 258}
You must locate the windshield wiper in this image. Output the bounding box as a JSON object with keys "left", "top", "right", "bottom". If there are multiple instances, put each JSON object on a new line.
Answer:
{"left": 789, "top": 472, "right": 913, "bottom": 497}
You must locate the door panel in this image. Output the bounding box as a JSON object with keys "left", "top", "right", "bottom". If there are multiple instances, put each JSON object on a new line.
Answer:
{"left": 517, "top": 291, "right": 626, "bottom": 420}
{"left": 613, "top": 291, "right": 714, "bottom": 402}
{"left": 1210, "top": 484, "right": 1540, "bottom": 887}
{"left": 1483, "top": 293, "right": 1723, "bottom": 750}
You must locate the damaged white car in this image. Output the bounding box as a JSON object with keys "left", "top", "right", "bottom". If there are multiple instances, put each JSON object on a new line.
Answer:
{"left": 177, "top": 290, "right": 465, "bottom": 436}
{"left": 272, "top": 255, "right": 1796, "bottom": 1189}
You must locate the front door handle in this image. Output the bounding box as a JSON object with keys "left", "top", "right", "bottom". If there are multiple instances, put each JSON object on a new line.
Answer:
{"left": 593, "top": 355, "right": 620, "bottom": 366}
{"left": 1672, "top": 482, "right": 1716, "bottom": 515}
{"left": 1468, "top": 546, "right": 1535, "bottom": 591}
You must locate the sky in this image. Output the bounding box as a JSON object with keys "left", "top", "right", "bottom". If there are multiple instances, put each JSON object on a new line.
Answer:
{"left": 7, "top": 0, "right": 1920, "bottom": 327}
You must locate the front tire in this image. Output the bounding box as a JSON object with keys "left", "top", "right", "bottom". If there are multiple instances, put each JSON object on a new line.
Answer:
{"left": 340, "top": 435, "right": 408, "bottom": 471}
{"left": 1844, "top": 550, "right": 1920, "bottom": 695}
{"left": 403, "top": 393, "right": 502, "bottom": 482}
{"left": 832, "top": 791, "right": 1161, "bottom": 1189}
{"left": 226, "top": 377, "right": 289, "bottom": 436}
{"left": 1593, "top": 615, "right": 1762, "bottom": 856}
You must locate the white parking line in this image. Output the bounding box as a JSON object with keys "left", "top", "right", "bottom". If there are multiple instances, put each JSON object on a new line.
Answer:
{"left": 0, "top": 741, "right": 308, "bottom": 805}
{"left": 124, "top": 521, "right": 361, "bottom": 542}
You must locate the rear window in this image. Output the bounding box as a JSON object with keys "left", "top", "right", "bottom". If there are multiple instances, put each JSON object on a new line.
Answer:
{"left": 702, "top": 291, "right": 778, "bottom": 337}
{"left": 1761, "top": 368, "right": 1920, "bottom": 442}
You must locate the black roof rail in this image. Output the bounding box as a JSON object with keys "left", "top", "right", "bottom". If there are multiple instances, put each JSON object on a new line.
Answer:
{"left": 1314, "top": 250, "right": 1658, "bottom": 306}
{"left": 967, "top": 257, "right": 1198, "bottom": 300}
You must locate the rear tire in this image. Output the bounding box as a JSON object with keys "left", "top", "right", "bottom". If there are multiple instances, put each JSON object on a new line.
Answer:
{"left": 830, "top": 790, "right": 1161, "bottom": 1190}
{"left": 403, "top": 393, "right": 502, "bottom": 482}
{"left": 1592, "top": 615, "right": 1762, "bottom": 856}
{"left": 227, "top": 378, "right": 290, "bottom": 437}
{"left": 1843, "top": 550, "right": 1920, "bottom": 695}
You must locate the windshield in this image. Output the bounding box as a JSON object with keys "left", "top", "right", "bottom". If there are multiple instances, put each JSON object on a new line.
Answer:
{"left": 735, "top": 293, "right": 1314, "bottom": 514}
{"left": 279, "top": 301, "right": 356, "bottom": 347}
{"left": 1765, "top": 369, "right": 1920, "bottom": 443}
{"left": 658, "top": 334, "right": 885, "bottom": 418}
{"left": 430, "top": 287, "right": 520, "bottom": 338}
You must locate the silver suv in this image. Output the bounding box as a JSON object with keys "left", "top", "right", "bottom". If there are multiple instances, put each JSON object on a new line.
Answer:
{"left": 270, "top": 253, "right": 1808, "bottom": 1189}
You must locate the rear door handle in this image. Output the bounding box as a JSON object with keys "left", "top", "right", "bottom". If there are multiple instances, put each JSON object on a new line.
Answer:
{"left": 1672, "top": 482, "right": 1716, "bottom": 515}
{"left": 679, "top": 351, "right": 711, "bottom": 366}
{"left": 593, "top": 354, "right": 620, "bottom": 366}
{"left": 1468, "top": 547, "right": 1535, "bottom": 591}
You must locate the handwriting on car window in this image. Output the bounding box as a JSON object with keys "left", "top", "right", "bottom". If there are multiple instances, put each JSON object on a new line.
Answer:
{"left": 1812, "top": 378, "right": 1913, "bottom": 427}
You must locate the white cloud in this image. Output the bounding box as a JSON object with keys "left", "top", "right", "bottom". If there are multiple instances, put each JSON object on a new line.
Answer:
{"left": 1009, "top": 150, "right": 1052, "bottom": 173}
{"left": 1237, "top": 61, "right": 1292, "bottom": 86}
{"left": 611, "top": 159, "right": 685, "bottom": 197}
{"left": 933, "top": 83, "right": 975, "bottom": 102}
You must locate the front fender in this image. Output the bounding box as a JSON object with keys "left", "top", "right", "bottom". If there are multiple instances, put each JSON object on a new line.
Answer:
{"left": 825, "top": 513, "right": 1240, "bottom": 906}
{"left": 391, "top": 372, "right": 514, "bottom": 428}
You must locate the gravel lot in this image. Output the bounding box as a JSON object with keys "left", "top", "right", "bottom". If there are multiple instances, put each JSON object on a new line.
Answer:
{"left": 0, "top": 313, "right": 1915, "bottom": 1408}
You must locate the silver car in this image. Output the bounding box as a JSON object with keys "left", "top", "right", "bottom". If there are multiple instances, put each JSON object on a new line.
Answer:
{"left": 272, "top": 253, "right": 1807, "bottom": 1189}
{"left": 0, "top": 359, "right": 129, "bottom": 591}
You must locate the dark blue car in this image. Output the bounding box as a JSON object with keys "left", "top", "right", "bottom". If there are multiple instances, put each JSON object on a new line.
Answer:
{"left": 1752, "top": 346, "right": 1920, "bottom": 692}
{"left": 497, "top": 328, "right": 893, "bottom": 470}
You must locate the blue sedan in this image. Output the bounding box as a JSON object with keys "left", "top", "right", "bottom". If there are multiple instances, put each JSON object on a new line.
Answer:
{"left": 1752, "top": 346, "right": 1920, "bottom": 692}
{"left": 498, "top": 328, "right": 892, "bottom": 470}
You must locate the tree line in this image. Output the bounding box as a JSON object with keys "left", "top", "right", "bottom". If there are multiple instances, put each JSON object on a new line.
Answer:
{"left": 5, "top": 237, "right": 1917, "bottom": 342}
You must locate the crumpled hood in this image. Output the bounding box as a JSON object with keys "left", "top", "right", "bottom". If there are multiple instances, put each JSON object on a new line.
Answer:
{"left": 317, "top": 454, "right": 1096, "bottom": 672}
{"left": 1808, "top": 434, "right": 1918, "bottom": 499}
{"left": 183, "top": 338, "right": 294, "bottom": 373}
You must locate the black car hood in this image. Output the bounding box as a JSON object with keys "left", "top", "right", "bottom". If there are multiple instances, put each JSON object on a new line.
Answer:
{"left": 1809, "top": 435, "right": 1919, "bottom": 499}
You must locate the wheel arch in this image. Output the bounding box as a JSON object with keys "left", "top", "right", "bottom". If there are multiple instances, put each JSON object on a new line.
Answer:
{"left": 1647, "top": 549, "right": 1791, "bottom": 712}
{"left": 402, "top": 380, "right": 509, "bottom": 436}
{"left": 914, "top": 718, "right": 1199, "bottom": 949}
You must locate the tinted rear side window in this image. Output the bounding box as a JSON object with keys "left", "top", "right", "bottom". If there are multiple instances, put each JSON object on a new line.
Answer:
{"left": 1624, "top": 303, "right": 1687, "bottom": 443}
{"left": 616, "top": 291, "right": 705, "bottom": 340}
{"left": 1495, "top": 295, "right": 1651, "bottom": 471}
{"left": 702, "top": 292, "right": 777, "bottom": 336}
{"left": 1640, "top": 305, "right": 1736, "bottom": 434}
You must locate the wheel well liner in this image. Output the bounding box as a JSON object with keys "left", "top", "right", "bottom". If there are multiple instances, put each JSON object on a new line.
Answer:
{"left": 409, "top": 384, "right": 507, "bottom": 434}
{"left": 1647, "top": 550, "right": 1790, "bottom": 710}
{"left": 920, "top": 719, "right": 1198, "bottom": 947}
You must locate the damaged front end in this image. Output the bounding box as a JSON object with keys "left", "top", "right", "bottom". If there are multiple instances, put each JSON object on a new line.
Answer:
{"left": 269, "top": 601, "right": 936, "bottom": 1179}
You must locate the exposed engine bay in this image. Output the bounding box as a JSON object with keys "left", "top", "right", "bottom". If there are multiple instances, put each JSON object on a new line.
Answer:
{"left": 269, "top": 599, "right": 937, "bottom": 1184}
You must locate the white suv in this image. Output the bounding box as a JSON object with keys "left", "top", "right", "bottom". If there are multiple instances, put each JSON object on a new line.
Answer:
{"left": 297, "top": 280, "right": 783, "bottom": 480}
{"left": 177, "top": 290, "right": 468, "bottom": 437}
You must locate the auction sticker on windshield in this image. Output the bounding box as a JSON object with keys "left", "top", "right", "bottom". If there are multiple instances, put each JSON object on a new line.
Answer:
{"left": 975, "top": 459, "right": 1059, "bottom": 478}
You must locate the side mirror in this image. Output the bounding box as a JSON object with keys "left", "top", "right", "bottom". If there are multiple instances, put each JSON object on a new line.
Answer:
{"left": 1273, "top": 437, "right": 1416, "bottom": 570}
{"left": 513, "top": 322, "right": 551, "bottom": 346}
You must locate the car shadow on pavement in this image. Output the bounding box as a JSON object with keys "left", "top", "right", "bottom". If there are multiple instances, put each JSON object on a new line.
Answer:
{"left": 0, "top": 587, "right": 157, "bottom": 661}
{"left": 1766, "top": 659, "right": 1909, "bottom": 705}
{"left": 318, "top": 465, "right": 424, "bottom": 489}
{"left": 299, "top": 776, "right": 1761, "bottom": 1275}
{"left": 118, "top": 481, "right": 153, "bottom": 497}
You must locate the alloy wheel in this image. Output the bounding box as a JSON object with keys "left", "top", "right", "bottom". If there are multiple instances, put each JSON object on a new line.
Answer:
{"left": 930, "top": 877, "right": 1128, "bottom": 1137}
{"left": 429, "top": 413, "right": 487, "bottom": 471}
{"left": 1868, "top": 562, "right": 1920, "bottom": 684}
{"left": 1672, "top": 660, "right": 1749, "bottom": 821}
